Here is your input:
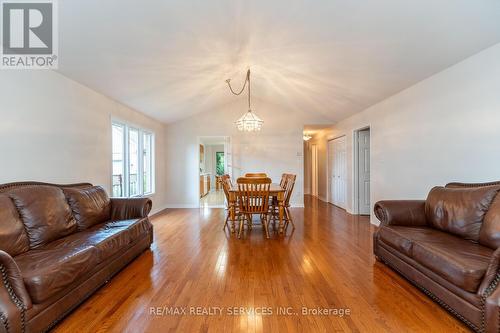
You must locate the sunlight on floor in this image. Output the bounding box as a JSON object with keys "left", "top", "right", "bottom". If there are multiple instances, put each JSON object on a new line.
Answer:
{"left": 200, "top": 189, "right": 225, "bottom": 208}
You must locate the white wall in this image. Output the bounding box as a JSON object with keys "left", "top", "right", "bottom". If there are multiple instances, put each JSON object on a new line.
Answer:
{"left": 329, "top": 43, "right": 500, "bottom": 224}
{"left": 165, "top": 99, "right": 333, "bottom": 208}
{"left": 0, "top": 71, "right": 168, "bottom": 214}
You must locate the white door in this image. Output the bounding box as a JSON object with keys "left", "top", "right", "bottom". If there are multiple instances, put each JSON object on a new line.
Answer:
{"left": 329, "top": 137, "right": 347, "bottom": 209}
{"left": 358, "top": 130, "right": 371, "bottom": 215}
{"left": 311, "top": 144, "right": 318, "bottom": 197}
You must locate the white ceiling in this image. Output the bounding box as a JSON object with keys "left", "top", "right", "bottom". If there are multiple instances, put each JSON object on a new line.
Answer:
{"left": 58, "top": 0, "right": 500, "bottom": 124}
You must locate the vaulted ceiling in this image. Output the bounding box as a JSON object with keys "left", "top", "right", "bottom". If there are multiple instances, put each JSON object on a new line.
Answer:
{"left": 58, "top": 0, "right": 500, "bottom": 124}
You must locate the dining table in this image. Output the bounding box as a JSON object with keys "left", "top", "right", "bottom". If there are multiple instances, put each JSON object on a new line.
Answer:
{"left": 228, "top": 183, "right": 286, "bottom": 234}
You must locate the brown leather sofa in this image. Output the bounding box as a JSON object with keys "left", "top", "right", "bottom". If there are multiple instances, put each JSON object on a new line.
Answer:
{"left": 0, "top": 182, "right": 154, "bottom": 333}
{"left": 374, "top": 181, "right": 500, "bottom": 332}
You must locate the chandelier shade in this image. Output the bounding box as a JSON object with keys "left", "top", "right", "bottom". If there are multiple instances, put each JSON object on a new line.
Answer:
{"left": 236, "top": 110, "right": 264, "bottom": 132}
{"left": 225, "top": 69, "right": 264, "bottom": 132}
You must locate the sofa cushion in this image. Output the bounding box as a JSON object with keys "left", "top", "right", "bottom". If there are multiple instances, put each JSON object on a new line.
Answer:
{"left": 64, "top": 186, "right": 111, "bottom": 231}
{"left": 378, "top": 226, "right": 466, "bottom": 256}
{"left": 0, "top": 195, "right": 30, "bottom": 256}
{"left": 15, "top": 245, "right": 99, "bottom": 303}
{"left": 89, "top": 219, "right": 152, "bottom": 260}
{"left": 104, "top": 218, "right": 153, "bottom": 240}
{"left": 42, "top": 227, "right": 130, "bottom": 265}
{"left": 41, "top": 218, "right": 151, "bottom": 264}
{"left": 479, "top": 193, "right": 500, "bottom": 249}
{"left": 9, "top": 186, "right": 77, "bottom": 248}
{"left": 425, "top": 186, "right": 500, "bottom": 242}
{"left": 378, "top": 226, "right": 414, "bottom": 256}
{"left": 412, "top": 238, "right": 492, "bottom": 293}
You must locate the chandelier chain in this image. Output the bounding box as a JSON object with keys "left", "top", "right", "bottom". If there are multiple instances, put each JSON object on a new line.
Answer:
{"left": 226, "top": 69, "right": 251, "bottom": 109}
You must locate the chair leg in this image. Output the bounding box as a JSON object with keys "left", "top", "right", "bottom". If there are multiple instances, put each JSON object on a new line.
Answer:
{"left": 263, "top": 215, "right": 270, "bottom": 239}
{"left": 223, "top": 214, "right": 229, "bottom": 230}
{"left": 285, "top": 207, "right": 295, "bottom": 230}
{"left": 238, "top": 215, "right": 244, "bottom": 239}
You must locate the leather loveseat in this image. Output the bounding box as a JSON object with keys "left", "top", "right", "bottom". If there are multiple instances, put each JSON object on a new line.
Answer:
{"left": 374, "top": 181, "right": 500, "bottom": 332}
{"left": 0, "top": 182, "right": 154, "bottom": 333}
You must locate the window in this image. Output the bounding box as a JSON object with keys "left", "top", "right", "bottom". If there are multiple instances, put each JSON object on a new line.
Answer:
{"left": 112, "top": 121, "right": 154, "bottom": 197}
{"left": 216, "top": 152, "right": 225, "bottom": 176}
{"left": 112, "top": 124, "right": 125, "bottom": 197}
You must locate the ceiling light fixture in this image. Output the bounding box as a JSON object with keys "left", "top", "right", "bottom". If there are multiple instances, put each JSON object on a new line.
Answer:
{"left": 225, "top": 69, "right": 263, "bottom": 132}
{"left": 303, "top": 133, "right": 312, "bottom": 141}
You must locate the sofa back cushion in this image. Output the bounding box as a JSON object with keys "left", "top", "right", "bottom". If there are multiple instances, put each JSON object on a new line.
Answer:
{"left": 425, "top": 186, "right": 500, "bottom": 242}
{"left": 479, "top": 194, "right": 500, "bottom": 249}
{"left": 0, "top": 195, "right": 30, "bottom": 256}
{"left": 63, "top": 186, "right": 111, "bottom": 230}
{"left": 9, "top": 186, "right": 77, "bottom": 248}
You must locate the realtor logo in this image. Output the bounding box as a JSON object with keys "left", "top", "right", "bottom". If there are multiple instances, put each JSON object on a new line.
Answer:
{"left": 1, "top": 0, "right": 58, "bottom": 69}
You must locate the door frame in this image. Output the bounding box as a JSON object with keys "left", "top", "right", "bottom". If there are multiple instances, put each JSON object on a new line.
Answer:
{"left": 311, "top": 144, "right": 318, "bottom": 197}
{"left": 327, "top": 135, "right": 347, "bottom": 209}
{"left": 197, "top": 136, "right": 231, "bottom": 208}
{"left": 353, "top": 126, "right": 370, "bottom": 215}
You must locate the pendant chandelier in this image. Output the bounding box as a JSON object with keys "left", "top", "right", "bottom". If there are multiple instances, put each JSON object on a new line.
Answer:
{"left": 225, "top": 69, "right": 264, "bottom": 132}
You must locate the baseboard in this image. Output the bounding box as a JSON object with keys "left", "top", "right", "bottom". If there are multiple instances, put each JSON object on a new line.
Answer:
{"left": 150, "top": 205, "right": 168, "bottom": 216}
{"left": 318, "top": 196, "right": 328, "bottom": 203}
{"left": 150, "top": 206, "right": 168, "bottom": 218}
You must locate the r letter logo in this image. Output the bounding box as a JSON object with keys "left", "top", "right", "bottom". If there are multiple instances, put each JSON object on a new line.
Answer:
{"left": 1, "top": 0, "right": 58, "bottom": 69}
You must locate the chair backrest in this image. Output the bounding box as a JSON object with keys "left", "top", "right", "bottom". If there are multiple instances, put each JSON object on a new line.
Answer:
{"left": 221, "top": 174, "right": 232, "bottom": 202}
{"left": 245, "top": 173, "right": 268, "bottom": 178}
{"left": 237, "top": 177, "right": 272, "bottom": 214}
{"left": 279, "top": 173, "right": 288, "bottom": 187}
{"left": 282, "top": 174, "right": 296, "bottom": 207}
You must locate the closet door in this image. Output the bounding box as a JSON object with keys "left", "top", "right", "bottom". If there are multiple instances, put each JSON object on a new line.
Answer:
{"left": 329, "top": 136, "right": 347, "bottom": 209}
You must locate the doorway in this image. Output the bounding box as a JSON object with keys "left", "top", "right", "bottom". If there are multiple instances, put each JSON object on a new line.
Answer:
{"left": 354, "top": 128, "right": 371, "bottom": 215}
{"left": 311, "top": 144, "right": 318, "bottom": 197}
{"left": 198, "top": 136, "right": 231, "bottom": 208}
{"left": 328, "top": 136, "right": 347, "bottom": 209}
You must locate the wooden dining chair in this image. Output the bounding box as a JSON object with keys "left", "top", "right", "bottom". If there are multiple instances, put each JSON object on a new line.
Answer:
{"left": 282, "top": 174, "right": 297, "bottom": 231}
{"left": 271, "top": 174, "right": 297, "bottom": 232}
{"left": 221, "top": 174, "right": 235, "bottom": 231}
{"left": 236, "top": 177, "right": 272, "bottom": 238}
{"left": 245, "top": 173, "right": 268, "bottom": 178}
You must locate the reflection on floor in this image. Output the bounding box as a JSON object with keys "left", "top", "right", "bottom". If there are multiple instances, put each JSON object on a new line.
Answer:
{"left": 200, "top": 189, "right": 225, "bottom": 208}
{"left": 53, "top": 195, "right": 468, "bottom": 332}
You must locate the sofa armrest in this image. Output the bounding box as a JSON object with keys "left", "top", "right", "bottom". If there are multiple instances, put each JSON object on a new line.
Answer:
{"left": 484, "top": 274, "right": 500, "bottom": 333}
{"left": 0, "top": 251, "right": 31, "bottom": 333}
{"left": 479, "top": 248, "right": 500, "bottom": 296}
{"left": 374, "top": 200, "right": 427, "bottom": 226}
{"left": 110, "top": 198, "right": 153, "bottom": 220}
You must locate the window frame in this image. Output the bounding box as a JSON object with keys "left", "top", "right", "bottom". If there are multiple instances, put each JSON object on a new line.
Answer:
{"left": 111, "top": 120, "right": 155, "bottom": 198}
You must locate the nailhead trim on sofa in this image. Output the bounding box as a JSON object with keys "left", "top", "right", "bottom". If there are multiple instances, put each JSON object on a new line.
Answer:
{"left": 0, "top": 311, "right": 9, "bottom": 333}
{"left": 480, "top": 270, "right": 500, "bottom": 333}
{"left": 0, "top": 265, "right": 26, "bottom": 333}
{"left": 378, "top": 256, "right": 481, "bottom": 332}
{"left": 0, "top": 181, "right": 92, "bottom": 193}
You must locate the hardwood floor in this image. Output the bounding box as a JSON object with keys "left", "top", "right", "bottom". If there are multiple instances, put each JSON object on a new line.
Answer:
{"left": 200, "top": 189, "right": 225, "bottom": 208}
{"left": 53, "top": 195, "right": 469, "bottom": 332}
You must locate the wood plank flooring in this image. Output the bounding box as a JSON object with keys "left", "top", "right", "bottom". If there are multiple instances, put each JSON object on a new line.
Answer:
{"left": 200, "top": 189, "right": 225, "bottom": 208}
{"left": 53, "top": 195, "right": 469, "bottom": 332}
